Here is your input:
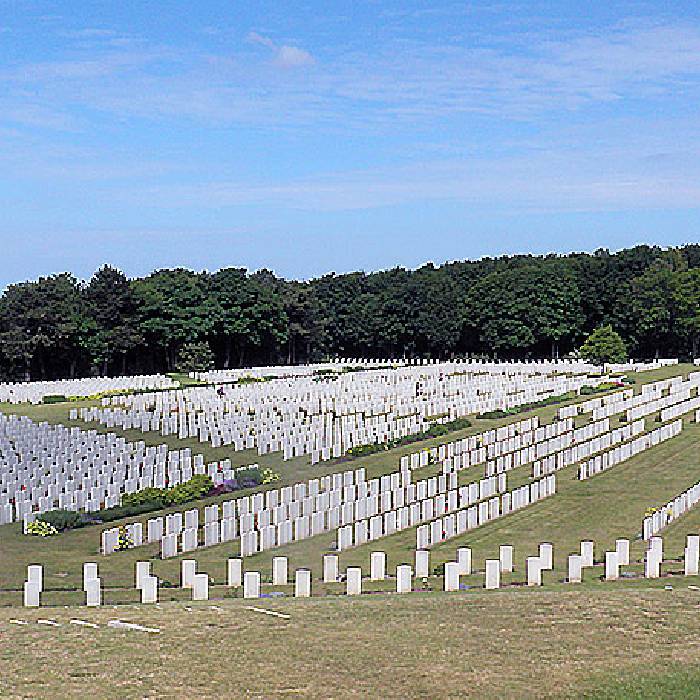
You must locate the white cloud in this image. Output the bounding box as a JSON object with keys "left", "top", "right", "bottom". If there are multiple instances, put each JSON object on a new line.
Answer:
{"left": 2, "top": 19, "right": 700, "bottom": 130}
{"left": 276, "top": 44, "right": 314, "bottom": 67}
{"left": 247, "top": 31, "right": 314, "bottom": 68}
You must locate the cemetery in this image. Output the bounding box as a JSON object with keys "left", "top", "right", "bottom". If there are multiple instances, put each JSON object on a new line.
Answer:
{"left": 6, "top": 0, "right": 700, "bottom": 688}
{"left": 3, "top": 358, "right": 700, "bottom": 698}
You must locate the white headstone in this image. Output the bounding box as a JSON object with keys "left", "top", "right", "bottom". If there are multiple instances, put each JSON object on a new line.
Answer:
{"left": 346, "top": 567, "right": 362, "bottom": 595}
{"left": 192, "top": 573, "right": 209, "bottom": 601}
{"left": 685, "top": 541, "right": 700, "bottom": 576}
{"left": 181, "top": 559, "right": 197, "bottom": 588}
{"left": 444, "top": 561, "right": 460, "bottom": 592}
{"left": 27, "top": 565, "right": 43, "bottom": 593}
{"left": 370, "top": 551, "right": 386, "bottom": 581}
{"left": 499, "top": 545, "right": 513, "bottom": 573}
{"left": 243, "top": 571, "right": 261, "bottom": 599}
{"left": 605, "top": 551, "right": 619, "bottom": 581}
{"left": 141, "top": 575, "right": 158, "bottom": 603}
{"left": 526, "top": 557, "right": 542, "bottom": 586}
{"left": 456, "top": 547, "right": 472, "bottom": 576}
{"left": 135, "top": 561, "right": 151, "bottom": 590}
{"left": 83, "top": 562, "right": 98, "bottom": 591}
{"left": 645, "top": 548, "right": 661, "bottom": 578}
{"left": 323, "top": 554, "right": 339, "bottom": 583}
{"left": 85, "top": 578, "right": 102, "bottom": 607}
{"left": 396, "top": 564, "right": 412, "bottom": 593}
{"left": 485, "top": 559, "right": 500, "bottom": 589}
{"left": 227, "top": 558, "right": 243, "bottom": 587}
{"left": 567, "top": 554, "right": 582, "bottom": 583}
{"left": 539, "top": 542, "right": 553, "bottom": 570}
{"left": 580, "top": 540, "right": 594, "bottom": 567}
{"left": 415, "top": 550, "right": 430, "bottom": 578}
{"left": 272, "top": 557, "right": 288, "bottom": 586}
{"left": 295, "top": 569, "right": 311, "bottom": 598}
{"left": 615, "top": 539, "right": 629, "bottom": 566}
{"left": 23, "top": 581, "right": 40, "bottom": 607}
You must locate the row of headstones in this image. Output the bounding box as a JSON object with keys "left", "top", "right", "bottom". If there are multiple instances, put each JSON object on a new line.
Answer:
{"left": 336, "top": 474, "right": 508, "bottom": 552}
{"left": 401, "top": 416, "right": 540, "bottom": 471}
{"left": 112, "top": 471, "right": 428, "bottom": 556}
{"left": 557, "top": 388, "right": 634, "bottom": 419}
{"left": 483, "top": 417, "right": 603, "bottom": 468}
{"left": 17, "top": 546, "right": 539, "bottom": 607}
{"left": 24, "top": 562, "right": 108, "bottom": 607}
{"left": 0, "top": 416, "right": 215, "bottom": 523}
{"left": 578, "top": 419, "right": 683, "bottom": 481}
{"left": 0, "top": 373, "right": 177, "bottom": 404}
{"left": 533, "top": 419, "right": 643, "bottom": 478}
{"left": 157, "top": 471, "right": 468, "bottom": 558}
{"left": 103, "top": 464, "right": 373, "bottom": 554}
{"left": 107, "top": 380, "right": 553, "bottom": 459}
{"left": 82, "top": 368, "right": 608, "bottom": 460}
{"left": 643, "top": 480, "right": 700, "bottom": 540}
{"left": 26, "top": 534, "right": 700, "bottom": 608}
{"left": 589, "top": 374, "right": 695, "bottom": 421}
{"left": 479, "top": 417, "right": 613, "bottom": 480}
{"left": 660, "top": 395, "right": 700, "bottom": 422}
{"left": 414, "top": 409, "right": 615, "bottom": 481}
{"left": 192, "top": 360, "right": 611, "bottom": 387}
{"left": 626, "top": 381, "right": 700, "bottom": 422}
{"left": 438, "top": 419, "right": 574, "bottom": 476}
{"left": 600, "top": 536, "right": 700, "bottom": 580}
{"left": 542, "top": 417, "right": 642, "bottom": 479}
{"left": 113, "top": 466, "right": 472, "bottom": 559}
{"left": 416, "top": 475, "right": 556, "bottom": 550}
{"left": 436, "top": 375, "right": 682, "bottom": 485}
{"left": 445, "top": 536, "right": 700, "bottom": 589}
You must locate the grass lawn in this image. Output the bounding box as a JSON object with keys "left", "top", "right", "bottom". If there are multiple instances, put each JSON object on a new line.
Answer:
{"left": 3, "top": 589, "right": 700, "bottom": 699}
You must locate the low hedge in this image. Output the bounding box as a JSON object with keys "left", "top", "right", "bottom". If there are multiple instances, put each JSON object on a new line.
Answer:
{"left": 345, "top": 416, "right": 473, "bottom": 459}
{"left": 37, "top": 508, "right": 89, "bottom": 531}
{"left": 477, "top": 392, "right": 577, "bottom": 419}
{"left": 42, "top": 394, "right": 67, "bottom": 404}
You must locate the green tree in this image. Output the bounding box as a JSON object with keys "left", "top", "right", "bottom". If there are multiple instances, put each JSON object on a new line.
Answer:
{"left": 579, "top": 325, "right": 627, "bottom": 365}
{"left": 132, "top": 269, "right": 213, "bottom": 371}
{"left": 672, "top": 269, "right": 700, "bottom": 358}
{"left": 0, "top": 274, "right": 88, "bottom": 379}
{"left": 612, "top": 268, "right": 678, "bottom": 358}
{"left": 464, "top": 262, "right": 584, "bottom": 358}
{"left": 176, "top": 340, "right": 216, "bottom": 372}
{"left": 84, "top": 266, "right": 142, "bottom": 375}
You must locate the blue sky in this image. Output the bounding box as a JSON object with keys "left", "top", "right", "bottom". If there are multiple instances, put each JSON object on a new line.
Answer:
{"left": 1, "top": 1, "right": 699, "bottom": 287}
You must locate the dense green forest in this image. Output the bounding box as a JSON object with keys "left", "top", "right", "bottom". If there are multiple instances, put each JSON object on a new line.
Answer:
{"left": 1, "top": 244, "right": 700, "bottom": 381}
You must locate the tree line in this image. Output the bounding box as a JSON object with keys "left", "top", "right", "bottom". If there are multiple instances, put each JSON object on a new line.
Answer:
{"left": 1, "top": 244, "right": 699, "bottom": 381}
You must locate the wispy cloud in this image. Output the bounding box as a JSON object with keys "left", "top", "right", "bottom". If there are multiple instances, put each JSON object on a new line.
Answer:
{"left": 1, "top": 19, "right": 699, "bottom": 131}
{"left": 114, "top": 125, "right": 700, "bottom": 214}
{"left": 247, "top": 31, "right": 315, "bottom": 68}
{"left": 1, "top": 12, "right": 699, "bottom": 225}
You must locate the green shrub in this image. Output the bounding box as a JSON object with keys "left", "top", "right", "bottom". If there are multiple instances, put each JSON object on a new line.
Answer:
{"left": 42, "top": 394, "right": 67, "bottom": 404}
{"left": 98, "top": 502, "right": 156, "bottom": 522}
{"left": 39, "top": 509, "right": 85, "bottom": 531}
{"left": 442, "top": 417, "right": 472, "bottom": 432}
{"left": 347, "top": 443, "right": 384, "bottom": 457}
{"left": 479, "top": 409, "right": 509, "bottom": 419}
{"left": 344, "top": 416, "right": 473, "bottom": 459}
{"left": 121, "top": 486, "right": 170, "bottom": 509}
{"left": 168, "top": 474, "right": 213, "bottom": 505}
{"left": 236, "top": 466, "right": 263, "bottom": 485}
